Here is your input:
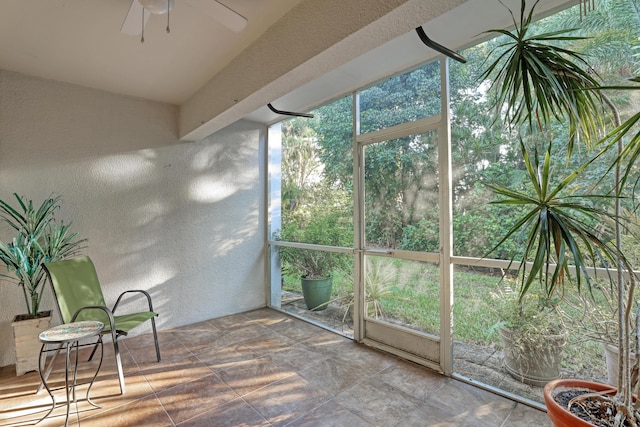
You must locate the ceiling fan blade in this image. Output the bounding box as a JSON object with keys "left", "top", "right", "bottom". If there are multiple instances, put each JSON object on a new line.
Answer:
{"left": 186, "top": 0, "right": 248, "bottom": 33}
{"left": 121, "top": 0, "right": 151, "bottom": 36}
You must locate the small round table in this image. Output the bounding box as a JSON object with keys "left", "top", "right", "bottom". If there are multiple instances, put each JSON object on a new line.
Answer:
{"left": 37, "top": 320, "right": 104, "bottom": 426}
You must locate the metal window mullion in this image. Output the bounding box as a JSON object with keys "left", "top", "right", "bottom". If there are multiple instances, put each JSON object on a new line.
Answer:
{"left": 356, "top": 114, "right": 441, "bottom": 146}
{"left": 438, "top": 58, "right": 454, "bottom": 376}
{"left": 267, "top": 124, "right": 283, "bottom": 309}
{"left": 269, "top": 240, "right": 353, "bottom": 254}
{"left": 353, "top": 91, "right": 364, "bottom": 342}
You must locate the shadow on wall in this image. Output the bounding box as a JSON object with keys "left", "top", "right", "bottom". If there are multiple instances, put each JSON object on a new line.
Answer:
{"left": 85, "top": 120, "right": 266, "bottom": 331}
{"left": 0, "top": 120, "right": 266, "bottom": 367}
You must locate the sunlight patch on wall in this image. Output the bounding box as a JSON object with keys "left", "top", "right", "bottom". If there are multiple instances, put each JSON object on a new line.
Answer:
{"left": 115, "top": 264, "right": 175, "bottom": 293}
{"left": 189, "top": 177, "right": 237, "bottom": 203}
{"left": 91, "top": 152, "right": 157, "bottom": 186}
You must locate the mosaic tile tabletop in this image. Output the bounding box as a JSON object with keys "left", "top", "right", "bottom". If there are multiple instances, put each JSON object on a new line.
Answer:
{"left": 39, "top": 321, "right": 104, "bottom": 343}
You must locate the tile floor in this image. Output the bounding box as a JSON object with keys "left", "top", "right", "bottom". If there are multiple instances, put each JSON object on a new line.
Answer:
{"left": 0, "top": 308, "right": 551, "bottom": 426}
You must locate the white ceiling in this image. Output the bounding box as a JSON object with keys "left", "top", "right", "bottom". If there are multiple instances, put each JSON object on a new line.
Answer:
{"left": 1, "top": 0, "right": 576, "bottom": 141}
{"left": 0, "top": 0, "right": 301, "bottom": 105}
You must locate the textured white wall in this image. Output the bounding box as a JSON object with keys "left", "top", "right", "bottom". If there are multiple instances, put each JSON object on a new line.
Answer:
{"left": 0, "top": 70, "right": 266, "bottom": 367}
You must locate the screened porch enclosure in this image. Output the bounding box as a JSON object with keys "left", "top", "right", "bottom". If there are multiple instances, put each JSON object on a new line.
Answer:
{"left": 266, "top": 2, "right": 630, "bottom": 404}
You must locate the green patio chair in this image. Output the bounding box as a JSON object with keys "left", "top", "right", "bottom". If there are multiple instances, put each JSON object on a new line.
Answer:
{"left": 42, "top": 256, "right": 160, "bottom": 394}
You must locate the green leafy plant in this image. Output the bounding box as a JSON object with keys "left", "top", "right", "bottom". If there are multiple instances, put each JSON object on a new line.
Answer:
{"left": 490, "top": 282, "right": 567, "bottom": 385}
{"left": 485, "top": 141, "right": 618, "bottom": 299}
{"left": 341, "top": 258, "right": 408, "bottom": 320}
{"left": 560, "top": 280, "right": 621, "bottom": 347}
{"left": 491, "top": 282, "right": 565, "bottom": 350}
{"left": 483, "top": 141, "right": 619, "bottom": 388}
{"left": 0, "top": 194, "right": 86, "bottom": 318}
{"left": 276, "top": 210, "right": 351, "bottom": 279}
{"left": 479, "top": 0, "right": 604, "bottom": 152}
{"left": 480, "top": 0, "right": 640, "bottom": 423}
{"left": 599, "top": 76, "right": 640, "bottom": 190}
{"left": 492, "top": 284, "right": 563, "bottom": 333}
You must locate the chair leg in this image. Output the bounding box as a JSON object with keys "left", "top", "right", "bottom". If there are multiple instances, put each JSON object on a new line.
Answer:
{"left": 87, "top": 341, "right": 100, "bottom": 362}
{"left": 113, "top": 342, "right": 126, "bottom": 395}
{"left": 111, "top": 329, "right": 126, "bottom": 395}
{"left": 151, "top": 317, "right": 161, "bottom": 362}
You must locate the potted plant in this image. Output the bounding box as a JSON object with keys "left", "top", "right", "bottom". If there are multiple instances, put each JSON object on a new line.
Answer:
{"left": 480, "top": 0, "right": 640, "bottom": 424}
{"left": 559, "top": 277, "right": 639, "bottom": 388}
{"left": 0, "top": 193, "right": 85, "bottom": 375}
{"left": 276, "top": 210, "right": 351, "bottom": 311}
{"left": 484, "top": 140, "right": 611, "bottom": 389}
{"left": 280, "top": 245, "right": 339, "bottom": 311}
{"left": 491, "top": 283, "right": 566, "bottom": 387}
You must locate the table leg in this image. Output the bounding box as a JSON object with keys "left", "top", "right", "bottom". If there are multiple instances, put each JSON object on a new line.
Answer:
{"left": 37, "top": 343, "right": 56, "bottom": 424}
{"left": 64, "top": 341, "right": 71, "bottom": 427}
{"left": 36, "top": 343, "right": 63, "bottom": 394}
{"left": 86, "top": 336, "right": 103, "bottom": 409}
{"left": 36, "top": 328, "right": 104, "bottom": 425}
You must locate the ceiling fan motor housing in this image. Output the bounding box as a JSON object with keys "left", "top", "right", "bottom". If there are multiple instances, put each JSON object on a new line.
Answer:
{"left": 139, "top": 0, "right": 175, "bottom": 15}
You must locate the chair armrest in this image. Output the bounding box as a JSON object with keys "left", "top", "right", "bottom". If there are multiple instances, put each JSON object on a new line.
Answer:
{"left": 112, "top": 290, "right": 156, "bottom": 314}
{"left": 71, "top": 305, "right": 116, "bottom": 332}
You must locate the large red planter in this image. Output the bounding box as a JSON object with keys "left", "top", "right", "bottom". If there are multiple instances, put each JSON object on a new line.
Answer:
{"left": 543, "top": 379, "right": 616, "bottom": 427}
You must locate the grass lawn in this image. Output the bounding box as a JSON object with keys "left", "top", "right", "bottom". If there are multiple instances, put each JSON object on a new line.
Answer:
{"left": 282, "top": 256, "right": 610, "bottom": 381}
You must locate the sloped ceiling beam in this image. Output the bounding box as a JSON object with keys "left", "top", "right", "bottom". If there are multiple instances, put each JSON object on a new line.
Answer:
{"left": 179, "top": 0, "right": 465, "bottom": 141}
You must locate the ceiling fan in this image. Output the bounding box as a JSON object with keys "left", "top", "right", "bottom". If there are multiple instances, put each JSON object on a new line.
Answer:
{"left": 121, "top": 0, "right": 247, "bottom": 40}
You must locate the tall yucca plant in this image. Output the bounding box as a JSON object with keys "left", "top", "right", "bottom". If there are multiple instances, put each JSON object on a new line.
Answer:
{"left": 486, "top": 141, "right": 619, "bottom": 299}
{"left": 600, "top": 77, "right": 640, "bottom": 190}
{"left": 480, "top": 0, "right": 605, "bottom": 153}
{"left": 0, "top": 194, "right": 86, "bottom": 318}
{"left": 481, "top": 0, "right": 640, "bottom": 423}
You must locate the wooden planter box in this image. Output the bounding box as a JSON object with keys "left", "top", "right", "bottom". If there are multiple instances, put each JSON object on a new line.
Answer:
{"left": 11, "top": 311, "right": 52, "bottom": 376}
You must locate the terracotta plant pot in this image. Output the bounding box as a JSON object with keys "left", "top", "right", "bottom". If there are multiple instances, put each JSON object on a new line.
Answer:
{"left": 543, "top": 379, "right": 616, "bottom": 427}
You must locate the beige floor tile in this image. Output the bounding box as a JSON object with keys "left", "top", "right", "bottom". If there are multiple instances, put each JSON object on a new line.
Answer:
{"left": 193, "top": 340, "right": 261, "bottom": 372}
{"left": 243, "top": 373, "right": 332, "bottom": 427}
{"left": 156, "top": 373, "right": 239, "bottom": 424}
{"left": 0, "top": 309, "right": 554, "bottom": 427}
{"left": 298, "top": 356, "right": 375, "bottom": 396}
{"left": 420, "top": 381, "right": 517, "bottom": 426}
{"left": 376, "top": 359, "right": 449, "bottom": 401}
{"left": 170, "top": 324, "right": 225, "bottom": 355}
{"left": 216, "top": 354, "right": 297, "bottom": 396}
{"left": 503, "top": 403, "right": 552, "bottom": 426}
{"left": 268, "top": 318, "right": 328, "bottom": 342}
{"left": 120, "top": 329, "right": 174, "bottom": 353}
{"left": 207, "top": 313, "right": 255, "bottom": 332}
{"left": 236, "top": 333, "right": 297, "bottom": 356}
{"left": 242, "top": 308, "right": 291, "bottom": 327}
{"left": 80, "top": 395, "right": 173, "bottom": 427}
{"left": 290, "top": 402, "right": 372, "bottom": 427}
{"left": 261, "top": 342, "right": 332, "bottom": 372}
{"left": 176, "top": 398, "right": 269, "bottom": 427}
{"left": 335, "top": 377, "right": 422, "bottom": 426}
{"left": 140, "top": 355, "right": 213, "bottom": 393}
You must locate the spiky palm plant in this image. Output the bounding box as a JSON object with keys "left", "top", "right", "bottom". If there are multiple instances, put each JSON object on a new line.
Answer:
{"left": 479, "top": 0, "right": 605, "bottom": 154}
{"left": 486, "top": 141, "right": 619, "bottom": 299}
{"left": 481, "top": 0, "right": 640, "bottom": 423}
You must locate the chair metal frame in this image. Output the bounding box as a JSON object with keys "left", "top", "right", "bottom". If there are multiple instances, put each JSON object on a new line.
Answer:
{"left": 41, "top": 257, "right": 161, "bottom": 395}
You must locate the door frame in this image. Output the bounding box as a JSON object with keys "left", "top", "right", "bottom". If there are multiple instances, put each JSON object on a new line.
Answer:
{"left": 351, "top": 59, "right": 453, "bottom": 375}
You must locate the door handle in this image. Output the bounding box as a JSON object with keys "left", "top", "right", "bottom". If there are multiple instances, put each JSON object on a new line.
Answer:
{"left": 365, "top": 249, "right": 393, "bottom": 256}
